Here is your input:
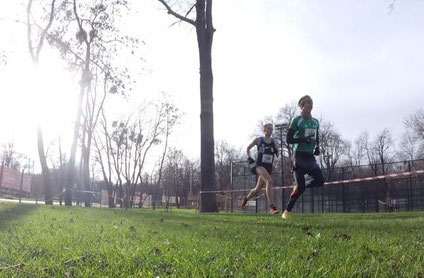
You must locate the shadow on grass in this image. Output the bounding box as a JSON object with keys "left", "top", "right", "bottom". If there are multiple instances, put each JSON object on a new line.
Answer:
{"left": 0, "top": 204, "right": 39, "bottom": 230}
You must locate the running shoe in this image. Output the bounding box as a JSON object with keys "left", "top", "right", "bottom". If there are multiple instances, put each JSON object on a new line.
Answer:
{"left": 270, "top": 204, "right": 280, "bottom": 215}
{"left": 240, "top": 197, "right": 248, "bottom": 210}
{"left": 282, "top": 210, "right": 292, "bottom": 220}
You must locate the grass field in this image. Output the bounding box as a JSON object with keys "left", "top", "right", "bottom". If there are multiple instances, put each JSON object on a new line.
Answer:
{"left": 0, "top": 203, "right": 423, "bottom": 277}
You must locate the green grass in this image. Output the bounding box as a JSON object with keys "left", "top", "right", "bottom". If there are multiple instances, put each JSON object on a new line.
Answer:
{"left": 0, "top": 202, "right": 423, "bottom": 277}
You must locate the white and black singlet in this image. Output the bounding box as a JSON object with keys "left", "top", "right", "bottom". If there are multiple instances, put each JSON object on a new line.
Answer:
{"left": 254, "top": 137, "right": 277, "bottom": 175}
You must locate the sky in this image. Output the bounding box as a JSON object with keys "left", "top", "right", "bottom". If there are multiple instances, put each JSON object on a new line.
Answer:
{"left": 1, "top": 0, "right": 424, "bottom": 171}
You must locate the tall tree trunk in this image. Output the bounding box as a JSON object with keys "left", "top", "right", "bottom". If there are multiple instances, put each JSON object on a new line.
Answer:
{"left": 82, "top": 144, "right": 91, "bottom": 207}
{"left": 196, "top": 0, "right": 217, "bottom": 212}
{"left": 76, "top": 154, "right": 84, "bottom": 206}
{"left": 82, "top": 113, "right": 94, "bottom": 207}
{"left": 65, "top": 0, "right": 92, "bottom": 205}
{"left": 27, "top": 0, "right": 56, "bottom": 206}
{"left": 176, "top": 183, "right": 180, "bottom": 209}
{"left": 118, "top": 182, "right": 124, "bottom": 208}
{"left": 154, "top": 124, "right": 170, "bottom": 210}
{"left": 130, "top": 182, "right": 137, "bottom": 208}
{"left": 37, "top": 127, "right": 53, "bottom": 205}
{"left": 64, "top": 83, "right": 86, "bottom": 206}
{"left": 58, "top": 136, "right": 64, "bottom": 205}
{"left": 124, "top": 182, "right": 130, "bottom": 209}
{"left": 157, "top": 0, "right": 218, "bottom": 212}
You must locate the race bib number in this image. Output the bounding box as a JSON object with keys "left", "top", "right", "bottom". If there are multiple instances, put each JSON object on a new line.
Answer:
{"left": 261, "top": 154, "right": 273, "bottom": 164}
{"left": 305, "top": 129, "right": 316, "bottom": 140}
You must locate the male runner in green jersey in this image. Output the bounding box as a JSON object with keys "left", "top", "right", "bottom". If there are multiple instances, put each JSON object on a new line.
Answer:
{"left": 282, "top": 95, "right": 325, "bottom": 219}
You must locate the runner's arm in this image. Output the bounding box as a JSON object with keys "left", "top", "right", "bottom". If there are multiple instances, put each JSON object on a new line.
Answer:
{"left": 247, "top": 138, "right": 260, "bottom": 159}
{"left": 286, "top": 128, "right": 313, "bottom": 144}
{"left": 314, "top": 129, "right": 320, "bottom": 155}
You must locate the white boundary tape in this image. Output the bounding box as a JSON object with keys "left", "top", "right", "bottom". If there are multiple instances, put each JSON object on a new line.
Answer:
{"left": 324, "top": 169, "right": 424, "bottom": 185}
{"left": 199, "top": 169, "right": 424, "bottom": 194}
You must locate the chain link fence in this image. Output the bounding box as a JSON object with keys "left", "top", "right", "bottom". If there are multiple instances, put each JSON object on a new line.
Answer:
{"left": 227, "top": 158, "right": 424, "bottom": 213}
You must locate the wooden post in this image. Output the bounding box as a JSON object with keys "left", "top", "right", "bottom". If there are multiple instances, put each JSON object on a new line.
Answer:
{"left": 0, "top": 161, "right": 4, "bottom": 192}
{"left": 342, "top": 168, "right": 346, "bottom": 213}
{"left": 408, "top": 160, "right": 413, "bottom": 211}
{"left": 230, "top": 161, "right": 233, "bottom": 213}
{"left": 19, "top": 169, "right": 25, "bottom": 204}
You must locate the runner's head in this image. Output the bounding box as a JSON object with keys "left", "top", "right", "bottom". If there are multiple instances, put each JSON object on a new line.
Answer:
{"left": 298, "top": 95, "right": 313, "bottom": 113}
{"left": 263, "top": 123, "right": 273, "bottom": 136}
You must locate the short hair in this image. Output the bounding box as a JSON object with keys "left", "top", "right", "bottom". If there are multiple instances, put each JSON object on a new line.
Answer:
{"left": 298, "top": 95, "right": 312, "bottom": 107}
{"left": 264, "top": 123, "right": 273, "bottom": 130}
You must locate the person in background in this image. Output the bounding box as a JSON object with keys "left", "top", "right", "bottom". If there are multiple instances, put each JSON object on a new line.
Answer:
{"left": 241, "top": 123, "right": 280, "bottom": 215}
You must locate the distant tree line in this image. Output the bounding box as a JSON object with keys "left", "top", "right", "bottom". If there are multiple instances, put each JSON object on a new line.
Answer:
{"left": 1, "top": 1, "right": 423, "bottom": 210}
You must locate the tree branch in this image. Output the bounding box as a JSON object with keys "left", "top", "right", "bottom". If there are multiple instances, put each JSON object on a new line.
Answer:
{"left": 27, "top": 0, "right": 57, "bottom": 62}
{"left": 389, "top": 0, "right": 397, "bottom": 14}
{"left": 157, "top": 0, "right": 196, "bottom": 26}
{"left": 73, "top": 0, "right": 88, "bottom": 45}
{"left": 35, "top": 0, "right": 57, "bottom": 60}
{"left": 185, "top": 3, "right": 196, "bottom": 18}
{"left": 73, "top": 0, "right": 84, "bottom": 33}
{"left": 46, "top": 32, "right": 85, "bottom": 64}
{"left": 27, "top": 0, "right": 35, "bottom": 61}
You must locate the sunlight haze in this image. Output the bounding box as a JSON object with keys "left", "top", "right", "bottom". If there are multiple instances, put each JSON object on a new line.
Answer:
{"left": 1, "top": 0, "right": 423, "bottom": 172}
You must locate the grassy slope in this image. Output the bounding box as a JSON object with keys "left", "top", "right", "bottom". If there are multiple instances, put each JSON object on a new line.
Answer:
{"left": 0, "top": 203, "right": 423, "bottom": 277}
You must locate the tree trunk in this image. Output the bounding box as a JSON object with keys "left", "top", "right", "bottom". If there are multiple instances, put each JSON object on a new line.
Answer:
{"left": 107, "top": 183, "right": 115, "bottom": 208}
{"left": 118, "top": 182, "right": 124, "bottom": 208}
{"left": 124, "top": 182, "right": 130, "bottom": 209}
{"left": 157, "top": 0, "right": 218, "bottom": 212}
{"left": 64, "top": 83, "right": 86, "bottom": 206}
{"left": 130, "top": 182, "right": 137, "bottom": 208}
{"left": 82, "top": 144, "right": 91, "bottom": 207}
{"left": 37, "top": 127, "right": 53, "bottom": 205}
{"left": 196, "top": 0, "right": 217, "bottom": 212}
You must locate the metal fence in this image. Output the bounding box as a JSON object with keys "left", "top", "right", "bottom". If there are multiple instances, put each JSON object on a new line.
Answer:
{"left": 227, "top": 158, "right": 424, "bottom": 213}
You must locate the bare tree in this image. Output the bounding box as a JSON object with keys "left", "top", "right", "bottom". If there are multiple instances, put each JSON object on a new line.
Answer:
{"left": 397, "top": 131, "right": 420, "bottom": 161}
{"left": 93, "top": 108, "right": 116, "bottom": 208}
{"left": 214, "top": 141, "right": 242, "bottom": 211}
{"left": 26, "top": 0, "right": 57, "bottom": 64}
{"left": 357, "top": 130, "right": 378, "bottom": 175}
{"left": 159, "top": 149, "right": 199, "bottom": 210}
{"left": 28, "top": 0, "right": 139, "bottom": 205}
{"left": 215, "top": 140, "right": 242, "bottom": 192}
{"left": 153, "top": 98, "right": 181, "bottom": 210}
{"left": 274, "top": 101, "right": 299, "bottom": 166}
{"left": 162, "top": 148, "right": 187, "bottom": 209}
{"left": 405, "top": 109, "right": 424, "bottom": 141}
{"left": 26, "top": 0, "right": 57, "bottom": 205}
{"left": 342, "top": 139, "right": 364, "bottom": 178}
{"left": 373, "top": 128, "right": 395, "bottom": 175}
{"left": 157, "top": 0, "right": 217, "bottom": 212}
{"left": 373, "top": 128, "right": 396, "bottom": 210}
{"left": 37, "top": 128, "right": 53, "bottom": 204}
{"left": 80, "top": 67, "right": 120, "bottom": 207}
{"left": 93, "top": 97, "right": 181, "bottom": 209}
{"left": 1, "top": 143, "right": 20, "bottom": 169}
{"left": 319, "top": 121, "right": 347, "bottom": 180}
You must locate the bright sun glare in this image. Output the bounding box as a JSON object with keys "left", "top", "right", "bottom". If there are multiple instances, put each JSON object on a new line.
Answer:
{"left": 1, "top": 54, "right": 77, "bottom": 155}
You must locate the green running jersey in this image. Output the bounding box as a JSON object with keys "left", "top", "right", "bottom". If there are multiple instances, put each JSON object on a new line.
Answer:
{"left": 290, "top": 116, "right": 319, "bottom": 154}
